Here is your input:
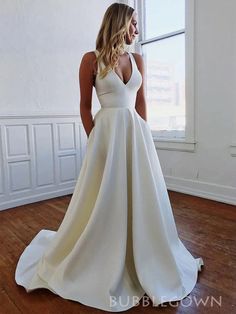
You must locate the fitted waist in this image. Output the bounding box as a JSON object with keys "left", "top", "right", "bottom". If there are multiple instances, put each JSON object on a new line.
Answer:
{"left": 97, "top": 90, "right": 137, "bottom": 109}
{"left": 101, "top": 104, "right": 135, "bottom": 109}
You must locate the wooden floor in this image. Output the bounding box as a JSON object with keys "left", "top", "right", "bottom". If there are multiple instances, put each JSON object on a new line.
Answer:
{"left": 0, "top": 191, "right": 235, "bottom": 314}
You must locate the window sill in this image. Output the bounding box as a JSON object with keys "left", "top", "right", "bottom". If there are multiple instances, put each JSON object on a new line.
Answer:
{"left": 153, "top": 137, "right": 196, "bottom": 152}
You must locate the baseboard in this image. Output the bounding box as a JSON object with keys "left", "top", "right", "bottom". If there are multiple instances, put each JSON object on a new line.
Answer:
{"left": 165, "top": 175, "right": 236, "bottom": 206}
{"left": 1, "top": 176, "right": 235, "bottom": 211}
{"left": 0, "top": 188, "right": 74, "bottom": 211}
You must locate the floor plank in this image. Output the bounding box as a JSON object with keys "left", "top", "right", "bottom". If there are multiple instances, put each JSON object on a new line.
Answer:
{"left": 0, "top": 192, "right": 235, "bottom": 313}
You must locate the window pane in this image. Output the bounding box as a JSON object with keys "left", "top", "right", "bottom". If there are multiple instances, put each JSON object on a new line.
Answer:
{"left": 145, "top": 0, "right": 185, "bottom": 39}
{"left": 143, "top": 34, "right": 185, "bottom": 132}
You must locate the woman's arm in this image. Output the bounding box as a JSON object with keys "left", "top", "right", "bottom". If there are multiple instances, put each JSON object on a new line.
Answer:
{"left": 132, "top": 53, "right": 147, "bottom": 121}
{"left": 78, "top": 52, "right": 96, "bottom": 137}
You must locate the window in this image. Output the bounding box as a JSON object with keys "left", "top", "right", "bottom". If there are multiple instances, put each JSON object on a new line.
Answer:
{"left": 134, "top": 0, "right": 196, "bottom": 151}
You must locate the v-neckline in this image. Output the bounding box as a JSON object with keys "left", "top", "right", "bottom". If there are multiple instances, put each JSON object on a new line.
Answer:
{"left": 112, "top": 52, "right": 133, "bottom": 86}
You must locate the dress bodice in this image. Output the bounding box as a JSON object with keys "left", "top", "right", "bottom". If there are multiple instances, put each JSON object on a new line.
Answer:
{"left": 94, "top": 49, "right": 142, "bottom": 109}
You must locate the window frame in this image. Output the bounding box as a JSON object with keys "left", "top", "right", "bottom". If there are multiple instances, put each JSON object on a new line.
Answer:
{"left": 132, "top": 0, "right": 196, "bottom": 152}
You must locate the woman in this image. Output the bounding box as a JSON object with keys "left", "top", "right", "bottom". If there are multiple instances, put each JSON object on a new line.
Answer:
{"left": 15, "top": 2, "right": 204, "bottom": 312}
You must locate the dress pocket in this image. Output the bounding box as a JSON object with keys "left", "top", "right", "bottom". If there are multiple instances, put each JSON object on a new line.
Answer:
{"left": 87, "top": 126, "right": 95, "bottom": 140}
{"left": 138, "top": 114, "right": 148, "bottom": 127}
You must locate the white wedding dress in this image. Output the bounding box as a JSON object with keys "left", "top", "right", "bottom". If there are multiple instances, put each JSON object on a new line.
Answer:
{"left": 15, "top": 50, "right": 204, "bottom": 312}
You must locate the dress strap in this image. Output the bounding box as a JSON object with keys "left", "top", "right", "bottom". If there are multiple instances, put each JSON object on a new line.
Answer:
{"left": 93, "top": 50, "right": 100, "bottom": 75}
{"left": 128, "top": 52, "right": 137, "bottom": 69}
{"left": 94, "top": 49, "right": 99, "bottom": 57}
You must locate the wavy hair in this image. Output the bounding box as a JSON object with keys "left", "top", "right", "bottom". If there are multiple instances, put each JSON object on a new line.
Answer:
{"left": 94, "top": 2, "right": 134, "bottom": 79}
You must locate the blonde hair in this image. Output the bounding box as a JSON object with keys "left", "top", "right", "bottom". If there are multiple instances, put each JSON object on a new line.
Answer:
{"left": 94, "top": 2, "right": 134, "bottom": 79}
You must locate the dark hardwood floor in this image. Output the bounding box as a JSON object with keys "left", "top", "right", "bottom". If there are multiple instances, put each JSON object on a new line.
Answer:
{"left": 0, "top": 192, "right": 235, "bottom": 313}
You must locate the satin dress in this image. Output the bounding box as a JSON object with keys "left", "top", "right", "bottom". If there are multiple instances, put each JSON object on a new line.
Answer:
{"left": 15, "top": 49, "right": 204, "bottom": 312}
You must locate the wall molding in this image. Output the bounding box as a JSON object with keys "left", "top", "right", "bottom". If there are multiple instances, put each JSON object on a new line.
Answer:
{"left": 154, "top": 138, "right": 196, "bottom": 152}
{"left": 165, "top": 174, "right": 236, "bottom": 205}
{"left": 0, "top": 115, "right": 86, "bottom": 211}
{"left": 0, "top": 113, "right": 81, "bottom": 119}
{"left": 0, "top": 187, "right": 75, "bottom": 212}
{"left": 229, "top": 144, "right": 236, "bottom": 157}
{"left": 1, "top": 114, "right": 235, "bottom": 210}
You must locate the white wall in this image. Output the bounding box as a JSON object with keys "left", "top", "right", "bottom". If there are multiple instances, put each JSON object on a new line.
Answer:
{"left": 0, "top": 0, "right": 114, "bottom": 210}
{"left": 156, "top": 0, "right": 236, "bottom": 204}
{"left": 0, "top": 0, "right": 114, "bottom": 116}
{"left": 0, "top": 0, "right": 235, "bottom": 208}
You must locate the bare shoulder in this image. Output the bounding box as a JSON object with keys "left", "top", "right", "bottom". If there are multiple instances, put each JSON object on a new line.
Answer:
{"left": 80, "top": 51, "right": 97, "bottom": 64}
{"left": 79, "top": 51, "right": 97, "bottom": 76}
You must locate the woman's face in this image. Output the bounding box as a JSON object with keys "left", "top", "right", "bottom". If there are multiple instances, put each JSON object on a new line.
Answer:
{"left": 125, "top": 11, "right": 139, "bottom": 45}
